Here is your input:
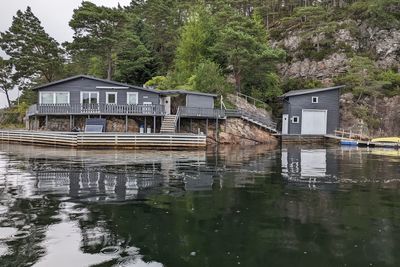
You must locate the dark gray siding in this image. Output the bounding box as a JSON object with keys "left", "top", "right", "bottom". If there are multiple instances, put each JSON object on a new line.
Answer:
{"left": 186, "top": 94, "right": 214, "bottom": 108}
{"left": 283, "top": 89, "right": 339, "bottom": 134}
{"left": 37, "top": 77, "right": 160, "bottom": 105}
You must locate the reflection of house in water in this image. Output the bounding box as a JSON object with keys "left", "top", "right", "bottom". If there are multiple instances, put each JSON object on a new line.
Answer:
{"left": 281, "top": 147, "right": 338, "bottom": 184}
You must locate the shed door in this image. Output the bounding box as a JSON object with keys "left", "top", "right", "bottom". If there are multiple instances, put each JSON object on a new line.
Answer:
{"left": 301, "top": 109, "right": 327, "bottom": 135}
{"left": 282, "top": 114, "right": 289, "bottom": 134}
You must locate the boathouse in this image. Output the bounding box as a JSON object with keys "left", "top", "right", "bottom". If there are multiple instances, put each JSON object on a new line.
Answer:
{"left": 280, "top": 86, "right": 344, "bottom": 135}
{"left": 26, "top": 75, "right": 222, "bottom": 133}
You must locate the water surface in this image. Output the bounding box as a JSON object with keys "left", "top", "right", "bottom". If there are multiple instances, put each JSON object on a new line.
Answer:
{"left": 0, "top": 143, "right": 399, "bottom": 267}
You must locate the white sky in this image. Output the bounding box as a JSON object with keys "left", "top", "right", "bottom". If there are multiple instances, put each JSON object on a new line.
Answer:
{"left": 0, "top": 0, "right": 132, "bottom": 108}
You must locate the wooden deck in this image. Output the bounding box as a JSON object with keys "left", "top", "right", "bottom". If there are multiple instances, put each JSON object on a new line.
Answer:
{"left": 0, "top": 130, "right": 206, "bottom": 149}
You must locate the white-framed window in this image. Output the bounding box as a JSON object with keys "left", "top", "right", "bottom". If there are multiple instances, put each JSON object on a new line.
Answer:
{"left": 106, "top": 92, "right": 117, "bottom": 104}
{"left": 312, "top": 96, "right": 319, "bottom": 103}
{"left": 39, "top": 92, "right": 70, "bottom": 104}
{"left": 127, "top": 92, "right": 138, "bottom": 105}
{"left": 291, "top": 116, "right": 299, "bottom": 123}
{"left": 81, "top": 92, "right": 99, "bottom": 105}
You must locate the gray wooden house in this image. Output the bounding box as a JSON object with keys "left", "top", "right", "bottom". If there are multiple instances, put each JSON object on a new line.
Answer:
{"left": 280, "top": 86, "right": 344, "bottom": 135}
{"left": 27, "top": 75, "right": 222, "bottom": 133}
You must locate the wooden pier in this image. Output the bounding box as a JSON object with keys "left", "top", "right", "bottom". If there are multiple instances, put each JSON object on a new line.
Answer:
{"left": 0, "top": 130, "right": 206, "bottom": 149}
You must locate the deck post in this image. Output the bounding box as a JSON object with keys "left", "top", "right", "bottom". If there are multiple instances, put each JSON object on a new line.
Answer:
{"left": 216, "top": 117, "right": 219, "bottom": 142}
{"left": 190, "top": 118, "right": 192, "bottom": 133}
{"left": 206, "top": 118, "right": 208, "bottom": 135}
{"left": 178, "top": 117, "right": 180, "bottom": 133}
{"left": 69, "top": 115, "right": 72, "bottom": 131}
{"left": 144, "top": 117, "right": 147, "bottom": 133}
{"left": 34, "top": 116, "right": 37, "bottom": 130}
{"left": 125, "top": 115, "right": 128, "bottom": 132}
{"left": 153, "top": 116, "right": 156, "bottom": 133}
{"left": 45, "top": 115, "right": 48, "bottom": 130}
{"left": 72, "top": 115, "right": 75, "bottom": 128}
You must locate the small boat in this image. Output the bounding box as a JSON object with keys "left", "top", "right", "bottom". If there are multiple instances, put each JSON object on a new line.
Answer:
{"left": 371, "top": 137, "right": 400, "bottom": 143}
{"left": 340, "top": 139, "right": 358, "bottom": 146}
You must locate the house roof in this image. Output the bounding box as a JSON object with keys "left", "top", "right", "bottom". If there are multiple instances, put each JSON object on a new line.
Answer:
{"left": 281, "top": 85, "right": 345, "bottom": 98}
{"left": 32, "top": 75, "right": 160, "bottom": 93}
{"left": 32, "top": 75, "right": 218, "bottom": 97}
{"left": 161, "top": 89, "right": 218, "bottom": 98}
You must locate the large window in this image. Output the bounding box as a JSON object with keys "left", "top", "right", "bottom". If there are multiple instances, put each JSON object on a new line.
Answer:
{"left": 40, "top": 92, "right": 70, "bottom": 104}
{"left": 81, "top": 92, "right": 99, "bottom": 105}
{"left": 127, "top": 92, "right": 138, "bottom": 105}
{"left": 106, "top": 92, "right": 117, "bottom": 104}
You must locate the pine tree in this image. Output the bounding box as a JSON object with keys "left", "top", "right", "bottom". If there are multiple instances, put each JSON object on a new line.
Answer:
{"left": 0, "top": 7, "right": 64, "bottom": 83}
{"left": 0, "top": 58, "right": 15, "bottom": 107}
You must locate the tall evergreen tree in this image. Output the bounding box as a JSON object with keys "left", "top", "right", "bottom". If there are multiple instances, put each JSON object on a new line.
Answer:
{"left": 0, "top": 7, "right": 64, "bottom": 83}
{"left": 0, "top": 58, "right": 15, "bottom": 107}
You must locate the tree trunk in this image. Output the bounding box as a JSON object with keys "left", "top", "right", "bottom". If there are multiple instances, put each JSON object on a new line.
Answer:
{"left": 4, "top": 90, "right": 12, "bottom": 107}
{"left": 107, "top": 51, "right": 113, "bottom": 80}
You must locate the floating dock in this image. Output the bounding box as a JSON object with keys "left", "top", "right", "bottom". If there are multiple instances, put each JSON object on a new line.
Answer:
{"left": 0, "top": 130, "right": 206, "bottom": 149}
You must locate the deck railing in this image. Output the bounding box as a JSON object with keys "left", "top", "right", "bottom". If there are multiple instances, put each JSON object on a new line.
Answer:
{"left": 27, "top": 103, "right": 165, "bottom": 116}
{"left": 179, "top": 107, "right": 226, "bottom": 118}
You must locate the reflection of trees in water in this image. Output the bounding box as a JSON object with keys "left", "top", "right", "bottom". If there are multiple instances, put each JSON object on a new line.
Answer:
{"left": 0, "top": 197, "right": 60, "bottom": 266}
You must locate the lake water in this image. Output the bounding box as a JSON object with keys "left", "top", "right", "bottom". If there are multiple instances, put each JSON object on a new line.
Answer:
{"left": 0, "top": 143, "right": 399, "bottom": 267}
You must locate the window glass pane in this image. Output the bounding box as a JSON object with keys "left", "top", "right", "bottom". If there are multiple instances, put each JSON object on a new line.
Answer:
{"left": 128, "top": 93, "right": 137, "bottom": 104}
{"left": 41, "top": 92, "right": 54, "bottom": 104}
{"left": 107, "top": 93, "right": 116, "bottom": 104}
{"left": 82, "top": 92, "right": 90, "bottom": 104}
{"left": 90, "top": 93, "right": 98, "bottom": 104}
{"left": 55, "top": 92, "right": 69, "bottom": 104}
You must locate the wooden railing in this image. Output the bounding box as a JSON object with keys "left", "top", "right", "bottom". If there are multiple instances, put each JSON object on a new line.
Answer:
{"left": 225, "top": 109, "right": 277, "bottom": 132}
{"left": 27, "top": 104, "right": 165, "bottom": 116}
{"left": 235, "top": 92, "right": 269, "bottom": 109}
{"left": 179, "top": 107, "right": 226, "bottom": 118}
{"left": 0, "top": 130, "right": 207, "bottom": 148}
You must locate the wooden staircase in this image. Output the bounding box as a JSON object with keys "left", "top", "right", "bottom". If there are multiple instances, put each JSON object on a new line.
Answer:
{"left": 160, "top": 115, "right": 177, "bottom": 133}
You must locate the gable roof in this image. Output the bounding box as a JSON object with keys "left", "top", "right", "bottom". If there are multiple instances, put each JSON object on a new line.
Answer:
{"left": 281, "top": 85, "right": 345, "bottom": 98}
{"left": 32, "top": 75, "right": 160, "bottom": 93}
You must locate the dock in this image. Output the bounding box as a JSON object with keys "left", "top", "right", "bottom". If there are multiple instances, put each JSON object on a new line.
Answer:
{"left": 0, "top": 130, "right": 206, "bottom": 149}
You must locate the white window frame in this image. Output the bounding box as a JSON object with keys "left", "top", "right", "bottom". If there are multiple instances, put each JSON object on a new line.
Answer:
{"left": 291, "top": 116, "right": 300, "bottom": 124}
{"left": 80, "top": 91, "right": 99, "bottom": 104}
{"left": 39, "top": 91, "right": 70, "bottom": 104}
{"left": 106, "top": 92, "right": 118, "bottom": 104}
{"left": 127, "top": 92, "right": 139, "bottom": 105}
{"left": 312, "top": 96, "right": 319, "bottom": 103}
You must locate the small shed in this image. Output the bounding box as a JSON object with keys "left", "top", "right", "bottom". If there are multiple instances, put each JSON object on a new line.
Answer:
{"left": 280, "top": 85, "right": 344, "bottom": 135}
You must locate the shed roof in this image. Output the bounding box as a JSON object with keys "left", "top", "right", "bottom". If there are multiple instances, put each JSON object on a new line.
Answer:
{"left": 281, "top": 85, "right": 345, "bottom": 98}
{"left": 161, "top": 89, "right": 218, "bottom": 98}
{"left": 32, "top": 75, "right": 160, "bottom": 93}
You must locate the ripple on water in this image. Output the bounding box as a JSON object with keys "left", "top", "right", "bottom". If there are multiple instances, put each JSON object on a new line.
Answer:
{"left": 100, "top": 246, "right": 122, "bottom": 255}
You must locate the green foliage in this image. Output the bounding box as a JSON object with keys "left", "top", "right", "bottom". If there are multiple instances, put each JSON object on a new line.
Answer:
{"left": 338, "top": 56, "right": 390, "bottom": 99}
{"left": 348, "top": 0, "right": 400, "bottom": 28}
{"left": 378, "top": 70, "right": 400, "bottom": 97}
{"left": 0, "top": 7, "right": 64, "bottom": 83}
{"left": 188, "top": 60, "right": 232, "bottom": 96}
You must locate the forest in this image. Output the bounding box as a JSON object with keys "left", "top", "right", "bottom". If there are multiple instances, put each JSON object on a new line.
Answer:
{"left": 0, "top": 0, "right": 399, "bottom": 126}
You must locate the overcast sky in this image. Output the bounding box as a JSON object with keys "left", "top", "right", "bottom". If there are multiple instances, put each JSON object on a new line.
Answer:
{"left": 0, "top": 0, "right": 131, "bottom": 108}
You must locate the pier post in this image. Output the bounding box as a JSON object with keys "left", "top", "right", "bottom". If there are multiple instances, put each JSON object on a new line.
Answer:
{"left": 45, "top": 115, "right": 48, "bottom": 130}
{"left": 190, "top": 118, "right": 192, "bottom": 133}
{"left": 206, "top": 118, "right": 208, "bottom": 135}
{"left": 125, "top": 115, "right": 128, "bottom": 132}
{"left": 144, "top": 117, "right": 147, "bottom": 132}
{"left": 153, "top": 116, "right": 156, "bottom": 133}
{"left": 69, "top": 115, "right": 72, "bottom": 131}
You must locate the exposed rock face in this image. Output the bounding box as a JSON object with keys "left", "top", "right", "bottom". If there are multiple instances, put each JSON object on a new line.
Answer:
{"left": 218, "top": 118, "right": 278, "bottom": 145}
{"left": 226, "top": 94, "right": 272, "bottom": 120}
{"left": 340, "top": 93, "right": 400, "bottom": 137}
{"left": 275, "top": 21, "right": 400, "bottom": 81}
{"left": 279, "top": 53, "right": 349, "bottom": 84}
